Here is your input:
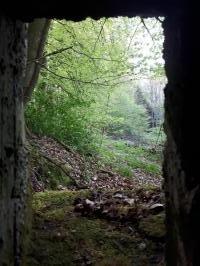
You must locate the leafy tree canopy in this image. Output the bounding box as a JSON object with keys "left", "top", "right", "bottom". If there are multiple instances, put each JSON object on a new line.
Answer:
{"left": 26, "top": 17, "right": 166, "bottom": 152}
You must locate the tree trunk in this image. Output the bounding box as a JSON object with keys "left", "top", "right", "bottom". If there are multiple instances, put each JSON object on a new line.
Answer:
{"left": 23, "top": 18, "right": 51, "bottom": 104}
{"left": 0, "top": 17, "right": 28, "bottom": 266}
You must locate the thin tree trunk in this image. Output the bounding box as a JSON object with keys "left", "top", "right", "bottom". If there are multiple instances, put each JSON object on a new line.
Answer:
{"left": 23, "top": 18, "right": 51, "bottom": 104}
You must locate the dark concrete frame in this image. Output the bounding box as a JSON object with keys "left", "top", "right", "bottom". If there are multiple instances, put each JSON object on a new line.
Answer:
{"left": 0, "top": 1, "right": 198, "bottom": 265}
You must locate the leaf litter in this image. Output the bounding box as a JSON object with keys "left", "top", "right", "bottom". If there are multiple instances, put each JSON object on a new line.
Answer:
{"left": 27, "top": 134, "right": 165, "bottom": 265}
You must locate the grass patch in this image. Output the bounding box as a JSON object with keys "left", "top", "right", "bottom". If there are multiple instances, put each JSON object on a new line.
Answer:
{"left": 98, "top": 139, "right": 162, "bottom": 176}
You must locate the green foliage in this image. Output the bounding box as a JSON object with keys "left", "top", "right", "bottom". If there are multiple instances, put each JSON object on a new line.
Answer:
{"left": 98, "top": 138, "right": 162, "bottom": 176}
{"left": 26, "top": 81, "right": 95, "bottom": 151}
{"left": 145, "top": 126, "right": 166, "bottom": 146}
{"left": 25, "top": 17, "right": 165, "bottom": 154}
{"left": 105, "top": 86, "right": 149, "bottom": 140}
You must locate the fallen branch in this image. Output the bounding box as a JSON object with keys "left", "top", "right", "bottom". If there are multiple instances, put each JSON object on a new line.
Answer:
{"left": 51, "top": 136, "right": 77, "bottom": 156}
{"left": 97, "top": 169, "right": 115, "bottom": 177}
{"left": 41, "top": 152, "right": 82, "bottom": 187}
{"left": 29, "top": 139, "right": 80, "bottom": 187}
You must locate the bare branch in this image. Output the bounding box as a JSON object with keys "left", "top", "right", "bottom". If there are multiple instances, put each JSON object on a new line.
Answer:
{"left": 92, "top": 18, "right": 107, "bottom": 52}
{"left": 71, "top": 47, "right": 121, "bottom": 62}
{"left": 27, "top": 46, "right": 73, "bottom": 64}
{"left": 140, "top": 18, "right": 155, "bottom": 44}
{"left": 126, "top": 22, "right": 141, "bottom": 52}
{"left": 37, "top": 62, "right": 112, "bottom": 86}
{"left": 156, "top": 17, "right": 164, "bottom": 23}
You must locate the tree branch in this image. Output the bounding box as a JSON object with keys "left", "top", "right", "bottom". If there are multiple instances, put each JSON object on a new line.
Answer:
{"left": 140, "top": 18, "right": 155, "bottom": 44}
{"left": 27, "top": 46, "right": 73, "bottom": 64}
{"left": 28, "top": 45, "right": 121, "bottom": 64}
{"left": 37, "top": 62, "right": 113, "bottom": 86}
{"left": 71, "top": 47, "right": 121, "bottom": 62}
{"left": 92, "top": 18, "right": 107, "bottom": 52}
{"left": 29, "top": 139, "right": 79, "bottom": 186}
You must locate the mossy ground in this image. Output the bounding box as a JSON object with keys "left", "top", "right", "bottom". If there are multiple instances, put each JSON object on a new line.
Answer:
{"left": 27, "top": 190, "right": 165, "bottom": 266}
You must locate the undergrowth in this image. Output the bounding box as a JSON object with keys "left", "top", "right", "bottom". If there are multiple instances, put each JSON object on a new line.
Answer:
{"left": 98, "top": 138, "right": 163, "bottom": 177}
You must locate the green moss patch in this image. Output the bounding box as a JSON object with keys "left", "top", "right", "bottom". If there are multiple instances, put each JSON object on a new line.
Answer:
{"left": 27, "top": 190, "right": 165, "bottom": 266}
{"left": 139, "top": 213, "right": 166, "bottom": 239}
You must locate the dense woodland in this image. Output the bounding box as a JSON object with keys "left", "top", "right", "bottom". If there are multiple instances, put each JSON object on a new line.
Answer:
{"left": 26, "top": 17, "right": 165, "bottom": 152}
{"left": 26, "top": 17, "right": 167, "bottom": 265}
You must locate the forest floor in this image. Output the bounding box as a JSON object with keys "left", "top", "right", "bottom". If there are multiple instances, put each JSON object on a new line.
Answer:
{"left": 26, "top": 134, "right": 165, "bottom": 266}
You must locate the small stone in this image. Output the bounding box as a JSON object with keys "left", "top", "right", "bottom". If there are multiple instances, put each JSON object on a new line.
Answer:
{"left": 57, "top": 184, "right": 65, "bottom": 190}
{"left": 149, "top": 203, "right": 164, "bottom": 214}
{"left": 138, "top": 242, "right": 146, "bottom": 250}
{"left": 86, "top": 260, "right": 92, "bottom": 265}
{"left": 113, "top": 193, "right": 124, "bottom": 199}
{"left": 85, "top": 199, "right": 95, "bottom": 206}
{"left": 92, "top": 175, "right": 97, "bottom": 181}
{"left": 102, "top": 209, "right": 109, "bottom": 214}
{"left": 124, "top": 198, "right": 135, "bottom": 205}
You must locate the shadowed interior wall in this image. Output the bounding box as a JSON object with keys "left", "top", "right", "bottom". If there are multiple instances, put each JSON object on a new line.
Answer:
{"left": 0, "top": 18, "right": 28, "bottom": 265}
{"left": 163, "top": 13, "right": 199, "bottom": 266}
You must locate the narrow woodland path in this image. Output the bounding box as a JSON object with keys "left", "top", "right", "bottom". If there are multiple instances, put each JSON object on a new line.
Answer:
{"left": 27, "top": 135, "right": 165, "bottom": 266}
